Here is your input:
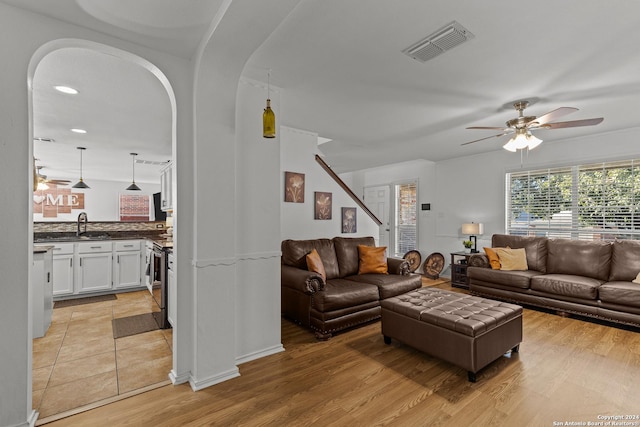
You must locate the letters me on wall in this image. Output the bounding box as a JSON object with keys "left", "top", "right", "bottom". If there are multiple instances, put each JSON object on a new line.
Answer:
{"left": 33, "top": 184, "right": 85, "bottom": 218}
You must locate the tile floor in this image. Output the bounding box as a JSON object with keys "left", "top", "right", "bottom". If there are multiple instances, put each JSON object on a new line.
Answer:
{"left": 32, "top": 290, "right": 173, "bottom": 420}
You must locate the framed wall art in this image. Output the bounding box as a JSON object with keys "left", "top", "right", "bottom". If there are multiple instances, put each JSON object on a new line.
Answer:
{"left": 284, "top": 171, "right": 305, "bottom": 203}
{"left": 314, "top": 192, "right": 332, "bottom": 220}
{"left": 341, "top": 207, "right": 357, "bottom": 233}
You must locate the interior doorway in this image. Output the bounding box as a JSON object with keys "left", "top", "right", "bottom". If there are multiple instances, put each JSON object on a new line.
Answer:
{"left": 29, "top": 39, "right": 177, "bottom": 421}
{"left": 364, "top": 185, "right": 390, "bottom": 248}
{"left": 364, "top": 181, "right": 418, "bottom": 257}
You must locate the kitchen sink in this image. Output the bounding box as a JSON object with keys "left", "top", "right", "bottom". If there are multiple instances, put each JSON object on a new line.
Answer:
{"left": 34, "top": 233, "right": 112, "bottom": 242}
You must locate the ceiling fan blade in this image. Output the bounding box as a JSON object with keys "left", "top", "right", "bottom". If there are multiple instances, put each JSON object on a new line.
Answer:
{"left": 48, "top": 179, "right": 71, "bottom": 185}
{"left": 541, "top": 117, "right": 604, "bottom": 129}
{"left": 466, "top": 126, "right": 508, "bottom": 130}
{"left": 461, "top": 131, "right": 512, "bottom": 146}
{"left": 528, "top": 107, "right": 578, "bottom": 126}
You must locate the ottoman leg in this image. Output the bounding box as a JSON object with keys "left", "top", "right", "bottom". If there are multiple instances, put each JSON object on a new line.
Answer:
{"left": 383, "top": 336, "right": 392, "bottom": 345}
{"left": 467, "top": 371, "right": 477, "bottom": 383}
{"left": 512, "top": 344, "right": 520, "bottom": 353}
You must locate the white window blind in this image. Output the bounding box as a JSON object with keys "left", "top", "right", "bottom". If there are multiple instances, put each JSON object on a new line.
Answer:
{"left": 394, "top": 182, "right": 417, "bottom": 255}
{"left": 507, "top": 159, "right": 640, "bottom": 240}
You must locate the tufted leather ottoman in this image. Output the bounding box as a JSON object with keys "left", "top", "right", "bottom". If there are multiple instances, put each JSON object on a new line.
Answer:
{"left": 381, "top": 287, "right": 522, "bottom": 382}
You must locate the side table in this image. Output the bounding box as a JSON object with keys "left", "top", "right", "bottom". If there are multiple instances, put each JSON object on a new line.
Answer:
{"left": 450, "top": 251, "right": 474, "bottom": 289}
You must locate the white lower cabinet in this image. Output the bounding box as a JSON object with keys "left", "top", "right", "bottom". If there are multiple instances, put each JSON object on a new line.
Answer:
{"left": 52, "top": 243, "right": 74, "bottom": 296}
{"left": 32, "top": 247, "right": 53, "bottom": 338}
{"left": 46, "top": 239, "right": 147, "bottom": 298}
{"left": 114, "top": 240, "right": 143, "bottom": 289}
{"left": 78, "top": 248, "right": 113, "bottom": 293}
{"left": 167, "top": 251, "right": 175, "bottom": 327}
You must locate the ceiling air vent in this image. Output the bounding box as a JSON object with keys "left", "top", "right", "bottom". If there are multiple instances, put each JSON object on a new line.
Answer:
{"left": 136, "top": 159, "right": 170, "bottom": 166}
{"left": 402, "top": 21, "right": 474, "bottom": 63}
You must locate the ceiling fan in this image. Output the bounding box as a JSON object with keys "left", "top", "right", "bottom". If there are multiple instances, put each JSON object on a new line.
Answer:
{"left": 34, "top": 164, "right": 71, "bottom": 190}
{"left": 462, "top": 100, "right": 604, "bottom": 151}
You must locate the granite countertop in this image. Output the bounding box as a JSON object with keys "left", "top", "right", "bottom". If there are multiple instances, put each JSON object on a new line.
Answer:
{"left": 33, "top": 245, "right": 55, "bottom": 253}
{"left": 34, "top": 231, "right": 173, "bottom": 248}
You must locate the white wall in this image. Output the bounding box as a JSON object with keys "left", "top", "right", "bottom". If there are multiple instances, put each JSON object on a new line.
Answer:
{"left": 349, "top": 128, "right": 640, "bottom": 275}
{"left": 280, "top": 126, "right": 379, "bottom": 242}
{"left": 342, "top": 159, "right": 437, "bottom": 266}
{"left": 234, "top": 77, "right": 284, "bottom": 363}
{"left": 0, "top": 4, "right": 192, "bottom": 425}
{"left": 34, "top": 179, "right": 160, "bottom": 222}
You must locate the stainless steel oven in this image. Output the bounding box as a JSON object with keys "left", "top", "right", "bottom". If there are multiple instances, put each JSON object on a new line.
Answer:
{"left": 151, "top": 242, "right": 171, "bottom": 329}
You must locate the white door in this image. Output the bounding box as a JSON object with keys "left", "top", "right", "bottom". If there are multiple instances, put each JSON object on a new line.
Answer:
{"left": 364, "top": 185, "right": 390, "bottom": 248}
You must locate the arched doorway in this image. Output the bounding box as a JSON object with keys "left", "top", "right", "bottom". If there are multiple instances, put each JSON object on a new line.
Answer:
{"left": 28, "top": 39, "right": 178, "bottom": 420}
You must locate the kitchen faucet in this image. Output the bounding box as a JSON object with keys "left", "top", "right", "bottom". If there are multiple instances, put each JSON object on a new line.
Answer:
{"left": 77, "top": 212, "right": 88, "bottom": 236}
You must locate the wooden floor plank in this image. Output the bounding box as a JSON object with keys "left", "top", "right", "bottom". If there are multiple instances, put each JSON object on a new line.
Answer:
{"left": 43, "top": 283, "right": 640, "bottom": 427}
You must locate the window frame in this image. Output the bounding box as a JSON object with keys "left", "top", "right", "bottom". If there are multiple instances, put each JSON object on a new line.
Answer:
{"left": 392, "top": 180, "right": 418, "bottom": 256}
{"left": 506, "top": 159, "right": 640, "bottom": 240}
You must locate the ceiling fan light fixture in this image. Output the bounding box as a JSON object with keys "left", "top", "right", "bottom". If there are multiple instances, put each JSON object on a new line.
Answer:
{"left": 503, "top": 129, "right": 543, "bottom": 152}
{"left": 72, "top": 147, "right": 90, "bottom": 189}
{"left": 526, "top": 133, "right": 543, "bottom": 150}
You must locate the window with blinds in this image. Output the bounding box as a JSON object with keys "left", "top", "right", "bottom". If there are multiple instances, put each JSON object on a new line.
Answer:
{"left": 507, "top": 159, "right": 640, "bottom": 240}
{"left": 394, "top": 182, "right": 417, "bottom": 255}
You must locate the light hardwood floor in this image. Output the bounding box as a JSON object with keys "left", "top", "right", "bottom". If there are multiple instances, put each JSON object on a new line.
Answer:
{"left": 43, "top": 281, "right": 640, "bottom": 426}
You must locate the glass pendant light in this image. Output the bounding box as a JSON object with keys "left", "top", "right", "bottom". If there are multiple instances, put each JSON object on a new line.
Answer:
{"left": 126, "top": 153, "right": 141, "bottom": 191}
{"left": 72, "top": 147, "right": 90, "bottom": 189}
{"left": 263, "top": 70, "right": 276, "bottom": 138}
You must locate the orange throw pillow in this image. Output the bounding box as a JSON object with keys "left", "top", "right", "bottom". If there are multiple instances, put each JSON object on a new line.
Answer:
{"left": 358, "top": 245, "right": 388, "bottom": 274}
{"left": 306, "top": 248, "right": 326, "bottom": 281}
{"left": 494, "top": 247, "right": 528, "bottom": 271}
{"left": 483, "top": 247, "right": 502, "bottom": 270}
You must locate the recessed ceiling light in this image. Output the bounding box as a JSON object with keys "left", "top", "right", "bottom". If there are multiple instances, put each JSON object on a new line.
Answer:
{"left": 54, "top": 85, "right": 78, "bottom": 94}
{"left": 71, "top": 128, "right": 87, "bottom": 134}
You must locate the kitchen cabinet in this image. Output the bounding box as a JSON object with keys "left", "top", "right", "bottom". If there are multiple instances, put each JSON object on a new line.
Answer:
{"left": 77, "top": 242, "right": 113, "bottom": 293}
{"left": 51, "top": 243, "right": 74, "bottom": 296}
{"left": 160, "top": 161, "right": 173, "bottom": 211}
{"left": 167, "top": 251, "right": 175, "bottom": 327}
{"left": 113, "top": 240, "right": 143, "bottom": 289}
{"left": 33, "top": 246, "right": 53, "bottom": 338}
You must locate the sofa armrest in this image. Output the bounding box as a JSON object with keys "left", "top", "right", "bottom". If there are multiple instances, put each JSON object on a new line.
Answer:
{"left": 387, "top": 257, "right": 410, "bottom": 275}
{"left": 468, "top": 253, "right": 490, "bottom": 268}
{"left": 281, "top": 264, "right": 325, "bottom": 294}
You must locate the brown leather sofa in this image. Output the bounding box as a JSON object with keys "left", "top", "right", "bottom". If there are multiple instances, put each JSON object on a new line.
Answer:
{"left": 467, "top": 234, "right": 640, "bottom": 327}
{"left": 281, "top": 236, "right": 422, "bottom": 339}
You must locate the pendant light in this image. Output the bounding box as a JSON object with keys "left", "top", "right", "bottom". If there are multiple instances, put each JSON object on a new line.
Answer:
{"left": 126, "top": 153, "right": 141, "bottom": 191}
{"left": 263, "top": 70, "right": 275, "bottom": 138}
{"left": 72, "top": 147, "right": 90, "bottom": 189}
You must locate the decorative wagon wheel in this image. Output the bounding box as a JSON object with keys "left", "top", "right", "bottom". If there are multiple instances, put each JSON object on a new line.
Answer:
{"left": 423, "top": 252, "right": 445, "bottom": 279}
{"left": 402, "top": 250, "right": 422, "bottom": 273}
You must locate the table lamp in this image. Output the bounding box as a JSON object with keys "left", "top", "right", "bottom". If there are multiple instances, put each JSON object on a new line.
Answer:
{"left": 462, "top": 222, "right": 484, "bottom": 253}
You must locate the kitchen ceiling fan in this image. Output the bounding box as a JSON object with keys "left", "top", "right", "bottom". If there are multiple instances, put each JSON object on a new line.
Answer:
{"left": 34, "top": 164, "right": 71, "bottom": 189}
{"left": 462, "top": 100, "right": 604, "bottom": 152}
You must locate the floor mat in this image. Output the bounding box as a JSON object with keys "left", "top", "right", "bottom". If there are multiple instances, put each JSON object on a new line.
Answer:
{"left": 54, "top": 294, "right": 117, "bottom": 308}
{"left": 112, "top": 313, "right": 159, "bottom": 339}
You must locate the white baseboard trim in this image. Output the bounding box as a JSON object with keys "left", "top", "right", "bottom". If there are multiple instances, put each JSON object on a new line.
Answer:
{"left": 169, "top": 369, "right": 190, "bottom": 385}
{"left": 189, "top": 367, "right": 240, "bottom": 391}
{"left": 236, "top": 343, "right": 285, "bottom": 365}
{"left": 28, "top": 409, "right": 38, "bottom": 427}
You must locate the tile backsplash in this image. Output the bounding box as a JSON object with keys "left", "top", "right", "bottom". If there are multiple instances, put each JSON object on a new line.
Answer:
{"left": 34, "top": 221, "right": 166, "bottom": 233}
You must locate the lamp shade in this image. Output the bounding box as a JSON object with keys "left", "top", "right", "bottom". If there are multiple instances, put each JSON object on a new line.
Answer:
{"left": 462, "top": 222, "right": 484, "bottom": 235}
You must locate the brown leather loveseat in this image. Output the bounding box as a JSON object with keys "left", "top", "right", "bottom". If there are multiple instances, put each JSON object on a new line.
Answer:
{"left": 467, "top": 234, "right": 640, "bottom": 327}
{"left": 281, "top": 236, "right": 422, "bottom": 339}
